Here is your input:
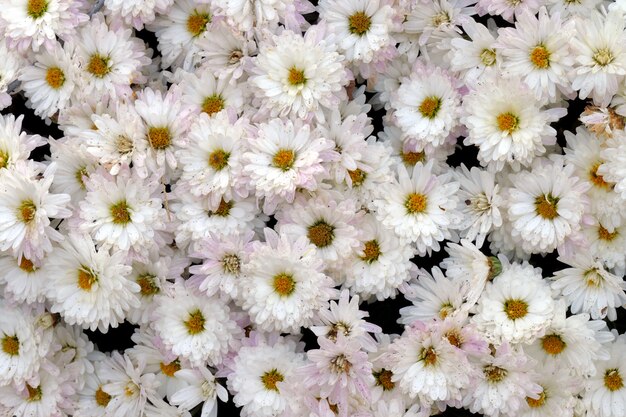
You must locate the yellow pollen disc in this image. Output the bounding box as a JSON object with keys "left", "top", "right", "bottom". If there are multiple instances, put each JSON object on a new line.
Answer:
{"left": 136, "top": 274, "right": 160, "bottom": 296}
{"left": 75, "top": 166, "right": 88, "bottom": 190}
{"left": 480, "top": 48, "right": 497, "bottom": 66}
{"left": 418, "top": 96, "right": 442, "bottom": 119}
{"left": 273, "top": 273, "right": 296, "bottom": 296}
{"left": 17, "top": 200, "right": 37, "bottom": 224}
{"left": 0, "top": 149, "right": 8, "bottom": 169}
{"left": 330, "top": 354, "right": 352, "bottom": 373}
{"left": 87, "top": 54, "right": 110, "bottom": 78}
{"left": 19, "top": 257, "right": 36, "bottom": 273}
{"left": 484, "top": 365, "right": 507, "bottom": 383}
{"left": 201, "top": 95, "right": 225, "bottom": 116}
{"left": 307, "top": 221, "right": 335, "bottom": 248}
{"left": 124, "top": 384, "right": 136, "bottom": 397}
{"left": 95, "top": 387, "right": 111, "bottom": 407}
{"left": 115, "top": 135, "right": 133, "bottom": 154}
{"left": 26, "top": 384, "right": 42, "bottom": 402}
{"left": 1, "top": 335, "right": 19, "bottom": 356}
{"left": 184, "top": 309, "right": 206, "bottom": 335}
{"left": 208, "top": 149, "right": 230, "bottom": 171}
{"left": 210, "top": 198, "right": 233, "bottom": 217}
{"left": 187, "top": 11, "right": 210, "bottom": 37}
{"left": 27, "top": 0, "right": 48, "bottom": 18}
{"left": 503, "top": 299, "right": 528, "bottom": 320}
{"left": 373, "top": 369, "right": 395, "bottom": 391}
{"left": 147, "top": 126, "right": 171, "bottom": 150}
{"left": 589, "top": 162, "right": 611, "bottom": 189}
{"left": 160, "top": 360, "right": 181, "bottom": 377}
{"left": 272, "top": 149, "right": 296, "bottom": 171}
{"left": 327, "top": 322, "right": 350, "bottom": 340}
{"left": 496, "top": 112, "right": 520, "bottom": 134}
{"left": 401, "top": 150, "right": 425, "bottom": 166}
{"left": 348, "top": 11, "right": 371, "bottom": 35}
{"left": 598, "top": 225, "right": 618, "bottom": 241}
{"left": 593, "top": 48, "right": 614, "bottom": 67}
{"left": 45, "top": 67, "right": 65, "bottom": 89}
{"left": 446, "top": 330, "right": 462, "bottom": 348}
{"left": 421, "top": 347, "right": 438, "bottom": 366}
{"left": 535, "top": 194, "right": 559, "bottom": 220}
{"left": 431, "top": 11, "right": 450, "bottom": 27}
{"left": 347, "top": 168, "right": 367, "bottom": 187}
{"left": 526, "top": 389, "right": 547, "bottom": 408}
{"left": 405, "top": 193, "right": 428, "bottom": 214}
{"left": 110, "top": 200, "right": 132, "bottom": 224}
{"left": 222, "top": 253, "right": 241, "bottom": 274}
{"left": 439, "top": 302, "right": 453, "bottom": 319}
{"left": 77, "top": 268, "right": 98, "bottom": 291}
{"left": 261, "top": 369, "right": 284, "bottom": 391}
{"left": 541, "top": 334, "right": 566, "bottom": 355}
{"left": 360, "top": 240, "right": 381, "bottom": 263}
{"left": 604, "top": 369, "right": 624, "bottom": 391}
{"left": 287, "top": 67, "right": 306, "bottom": 86}
{"left": 529, "top": 45, "right": 550, "bottom": 69}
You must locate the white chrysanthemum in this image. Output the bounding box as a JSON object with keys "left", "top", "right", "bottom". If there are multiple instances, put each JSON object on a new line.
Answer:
{"left": 212, "top": 0, "right": 312, "bottom": 33}
{"left": 0, "top": 253, "right": 48, "bottom": 305}
{"left": 449, "top": 18, "right": 501, "bottom": 83}
{"left": 0, "top": 114, "right": 45, "bottom": 173}
{"left": 19, "top": 42, "right": 75, "bottom": 118}
{"left": 507, "top": 159, "right": 589, "bottom": 254}
{"left": 170, "top": 366, "right": 227, "bottom": 417}
{"left": 52, "top": 324, "right": 95, "bottom": 391}
{"left": 517, "top": 362, "right": 579, "bottom": 417}
{"left": 125, "top": 256, "right": 174, "bottom": 325}
{"left": 74, "top": 366, "right": 112, "bottom": 417}
{"left": 582, "top": 335, "right": 626, "bottom": 417}
{"left": 476, "top": 0, "right": 542, "bottom": 22}
{"left": 104, "top": 0, "right": 174, "bottom": 30}
{"left": 546, "top": 0, "right": 603, "bottom": 18}
{"left": 239, "top": 228, "right": 337, "bottom": 333}
{"left": 598, "top": 132, "right": 626, "bottom": 200}
{"left": 342, "top": 214, "right": 416, "bottom": 301}
{"left": 250, "top": 27, "right": 348, "bottom": 122}
{"left": 403, "top": 0, "right": 474, "bottom": 45}
{"left": 78, "top": 167, "right": 166, "bottom": 257}
{"left": 391, "top": 63, "right": 461, "bottom": 147}
{"left": 0, "top": 40, "right": 22, "bottom": 110}
{"left": 46, "top": 233, "right": 141, "bottom": 332}
{"left": 49, "top": 137, "right": 97, "bottom": 203}
{"left": 179, "top": 69, "right": 244, "bottom": 117}
{"left": 570, "top": 10, "right": 626, "bottom": 106}
{"left": 551, "top": 253, "right": 626, "bottom": 321}
{"left": 373, "top": 161, "right": 461, "bottom": 255}
{"left": 580, "top": 218, "right": 626, "bottom": 275}
{"left": 472, "top": 262, "right": 554, "bottom": 344}
{"left": 242, "top": 118, "right": 334, "bottom": 214}
{"left": 152, "top": 282, "right": 240, "bottom": 367}
{"left": 462, "top": 72, "right": 566, "bottom": 172}
{"left": 0, "top": 163, "right": 71, "bottom": 263}
{"left": 227, "top": 333, "right": 307, "bottom": 417}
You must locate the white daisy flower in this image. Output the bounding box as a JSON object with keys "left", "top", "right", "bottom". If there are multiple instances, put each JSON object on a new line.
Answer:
{"left": 0, "top": 163, "right": 71, "bottom": 263}
{"left": 0, "top": 113, "right": 45, "bottom": 173}
{"left": 546, "top": 0, "right": 604, "bottom": 18}
{"left": 0, "top": 40, "right": 22, "bottom": 111}
{"left": 226, "top": 332, "right": 306, "bottom": 417}
{"left": 104, "top": 0, "right": 174, "bottom": 30}
{"left": 0, "top": 253, "right": 48, "bottom": 305}
{"left": 52, "top": 324, "right": 95, "bottom": 391}
{"left": 580, "top": 218, "right": 626, "bottom": 276}
{"left": 507, "top": 159, "right": 589, "bottom": 254}
{"left": 449, "top": 18, "right": 502, "bottom": 84}
{"left": 598, "top": 132, "right": 626, "bottom": 201}
{"left": 496, "top": 7, "right": 576, "bottom": 103}
{"left": 239, "top": 228, "right": 337, "bottom": 333}
{"left": 518, "top": 362, "right": 579, "bottom": 417}
{"left": 551, "top": 253, "right": 626, "bottom": 321}
{"left": 476, "top": 0, "right": 542, "bottom": 22}
{"left": 46, "top": 233, "right": 141, "bottom": 332}
{"left": 462, "top": 72, "right": 567, "bottom": 172}
{"left": 570, "top": 9, "right": 626, "bottom": 106}
{"left": 373, "top": 161, "right": 461, "bottom": 255}
{"left": 250, "top": 26, "right": 349, "bottom": 123}
{"left": 126, "top": 255, "right": 175, "bottom": 325}
{"left": 49, "top": 137, "right": 97, "bottom": 204}
{"left": 242, "top": 118, "right": 334, "bottom": 214}
{"left": 472, "top": 261, "right": 554, "bottom": 344}
{"left": 403, "top": 0, "right": 475, "bottom": 46}
{"left": 391, "top": 62, "right": 461, "bottom": 148}
{"left": 170, "top": 366, "right": 227, "bottom": 417}
{"left": 179, "top": 69, "right": 244, "bottom": 118}
{"left": 152, "top": 282, "right": 240, "bottom": 367}
{"left": 74, "top": 368, "right": 112, "bottom": 417}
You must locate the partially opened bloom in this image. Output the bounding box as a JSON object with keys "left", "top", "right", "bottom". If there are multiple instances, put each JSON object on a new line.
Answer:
{"left": 170, "top": 366, "right": 228, "bottom": 417}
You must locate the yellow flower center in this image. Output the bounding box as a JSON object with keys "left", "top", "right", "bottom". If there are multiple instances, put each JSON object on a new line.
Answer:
{"left": 261, "top": 369, "right": 284, "bottom": 391}
{"left": 201, "top": 95, "right": 225, "bottom": 116}
{"left": 593, "top": 48, "right": 614, "bottom": 67}
{"left": 273, "top": 273, "right": 296, "bottom": 296}
{"left": 446, "top": 330, "right": 463, "bottom": 348}
{"left": 405, "top": 193, "right": 428, "bottom": 214}
{"left": 604, "top": 369, "right": 624, "bottom": 391}
{"left": 401, "top": 150, "right": 425, "bottom": 166}
{"left": 0, "top": 149, "right": 8, "bottom": 169}
{"left": 272, "top": 149, "right": 296, "bottom": 171}
{"left": 348, "top": 11, "right": 371, "bottom": 35}
{"left": 87, "top": 54, "right": 110, "bottom": 78}
{"left": 147, "top": 126, "right": 172, "bottom": 150}
{"left": 541, "top": 334, "right": 566, "bottom": 355}
{"left": 589, "top": 162, "right": 611, "bottom": 189}
{"left": 75, "top": 166, "right": 88, "bottom": 190}
{"left": 77, "top": 267, "right": 98, "bottom": 291}
{"left": 287, "top": 67, "right": 307, "bottom": 86}
{"left": 95, "top": 386, "right": 111, "bottom": 407}
{"left": 529, "top": 45, "right": 550, "bottom": 69}
{"left": 187, "top": 11, "right": 211, "bottom": 37}
{"left": 439, "top": 302, "right": 453, "bottom": 319}
{"left": 26, "top": 384, "right": 42, "bottom": 402}
{"left": 347, "top": 168, "right": 367, "bottom": 187}
{"left": 503, "top": 299, "right": 528, "bottom": 320}
{"left": 360, "top": 239, "right": 381, "bottom": 263}
{"left": 496, "top": 112, "right": 520, "bottom": 134}
{"left": 431, "top": 11, "right": 450, "bottom": 27}
{"left": 208, "top": 149, "right": 230, "bottom": 171}
{"left": 222, "top": 253, "right": 241, "bottom": 274}
{"left": 598, "top": 225, "right": 618, "bottom": 241}
{"left": 373, "top": 369, "right": 395, "bottom": 391}
{"left": 480, "top": 48, "right": 497, "bottom": 66}
{"left": 209, "top": 198, "right": 233, "bottom": 217}
{"left": 116, "top": 135, "right": 134, "bottom": 155}
{"left": 45, "top": 67, "right": 65, "bottom": 89}
{"left": 418, "top": 96, "right": 442, "bottom": 119}
{"left": 27, "top": 0, "right": 48, "bottom": 18}
{"left": 1, "top": 335, "right": 19, "bottom": 356}
{"left": 526, "top": 389, "right": 547, "bottom": 408}
{"left": 308, "top": 220, "right": 335, "bottom": 248}
{"left": 535, "top": 194, "right": 559, "bottom": 220}
{"left": 184, "top": 309, "right": 206, "bottom": 335}
{"left": 17, "top": 200, "right": 37, "bottom": 224}
{"left": 160, "top": 360, "right": 181, "bottom": 377}
{"left": 110, "top": 200, "right": 132, "bottom": 224}
{"left": 420, "top": 346, "right": 438, "bottom": 366}
{"left": 484, "top": 365, "right": 507, "bottom": 383}
{"left": 330, "top": 354, "right": 352, "bottom": 373}
{"left": 136, "top": 274, "right": 160, "bottom": 296}
{"left": 19, "top": 257, "right": 36, "bottom": 273}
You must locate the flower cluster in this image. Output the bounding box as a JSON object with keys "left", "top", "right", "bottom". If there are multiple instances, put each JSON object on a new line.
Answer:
{"left": 1, "top": 1, "right": 626, "bottom": 417}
